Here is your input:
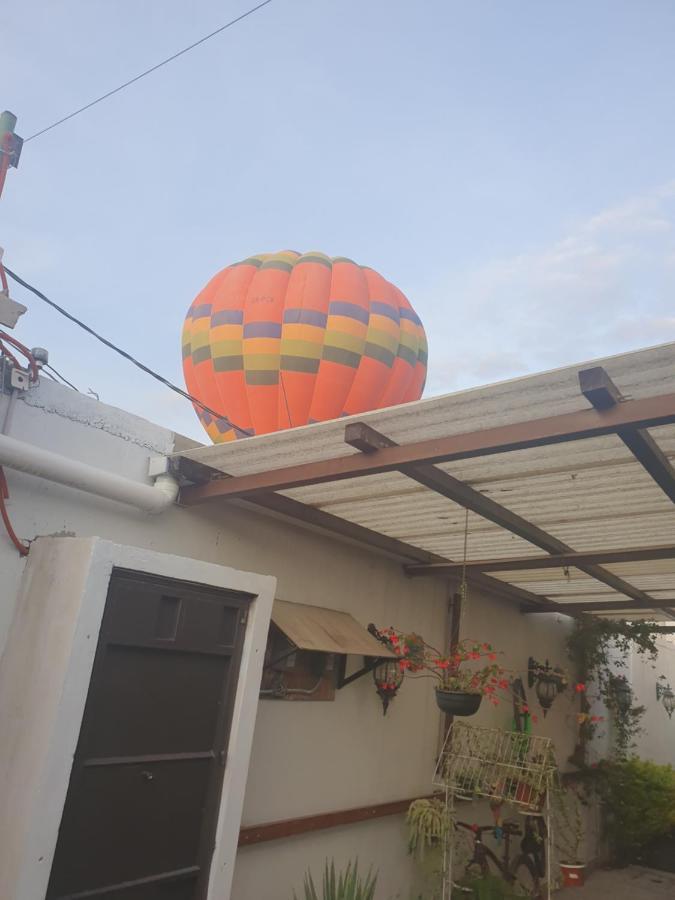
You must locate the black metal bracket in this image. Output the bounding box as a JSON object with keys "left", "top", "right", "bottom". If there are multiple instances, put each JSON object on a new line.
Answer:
{"left": 263, "top": 645, "right": 298, "bottom": 672}
{"left": 336, "top": 622, "right": 395, "bottom": 689}
{"left": 336, "top": 654, "right": 388, "bottom": 690}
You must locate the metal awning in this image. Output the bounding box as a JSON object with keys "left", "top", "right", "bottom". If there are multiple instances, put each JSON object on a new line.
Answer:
{"left": 174, "top": 342, "right": 675, "bottom": 620}
{"left": 271, "top": 599, "right": 396, "bottom": 657}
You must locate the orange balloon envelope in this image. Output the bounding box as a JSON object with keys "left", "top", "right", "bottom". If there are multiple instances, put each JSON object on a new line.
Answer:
{"left": 182, "top": 250, "right": 428, "bottom": 442}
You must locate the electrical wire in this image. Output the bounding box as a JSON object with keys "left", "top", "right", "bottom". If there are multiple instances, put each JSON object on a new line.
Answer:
{"left": 24, "top": 0, "right": 275, "bottom": 143}
{"left": 0, "top": 466, "right": 29, "bottom": 556}
{"left": 0, "top": 327, "right": 38, "bottom": 381}
{"left": 44, "top": 363, "right": 79, "bottom": 392}
{"left": 4, "top": 266, "right": 252, "bottom": 436}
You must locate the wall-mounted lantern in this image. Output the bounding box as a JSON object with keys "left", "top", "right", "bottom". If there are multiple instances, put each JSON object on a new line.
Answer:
{"left": 609, "top": 674, "right": 633, "bottom": 713}
{"left": 372, "top": 659, "right": 405, "bottom": 715}
{"left": 656, "top": 680, "right": 675, "bottom": 719}
{"left": 527, "top": 657, "right": 567, "bottom": 716}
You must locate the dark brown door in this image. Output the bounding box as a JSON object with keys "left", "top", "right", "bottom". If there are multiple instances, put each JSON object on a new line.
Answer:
{"left": 47, "top": 569, "right": 252, "bottom": 900}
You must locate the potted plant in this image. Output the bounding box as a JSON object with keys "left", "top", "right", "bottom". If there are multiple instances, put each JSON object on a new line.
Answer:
{"left": 498, "top": 744, "right": 556, "bottom": 812}
{"left": 375, "top": 628, "right": 510, "bottom": 716}
{"left": 406, "top": 798, "right": 450, "bottom": 859}
{"left": 293, "top": 860, "right": 377, "bottom": 900}
{"left": 553, "top": 787, "right": 586, "bottom": 887}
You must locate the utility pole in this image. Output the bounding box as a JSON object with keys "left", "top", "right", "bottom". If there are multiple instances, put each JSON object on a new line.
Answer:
{"left": 0, "top": 111, "right": 23, "bottom": 202}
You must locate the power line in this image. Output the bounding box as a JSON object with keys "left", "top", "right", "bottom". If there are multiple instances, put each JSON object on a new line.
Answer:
{"left": 24, "top": 0, "right": 275, "bottom": 143}
{"left": 45, "top": 362, "right": 79, "bottom": 392}
{"left": 4, "top": 266, "right": 252, "bottom": 436}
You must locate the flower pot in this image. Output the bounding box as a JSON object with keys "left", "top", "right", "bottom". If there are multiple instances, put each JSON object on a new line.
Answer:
{"left": 513, "top": 781, "right": 544, "bottom": 811}
{"left": 560, "top": 863, "right": 586, "bottom": 887}
{"left": 434, "top": 689, "right": 482, "bottom": 716}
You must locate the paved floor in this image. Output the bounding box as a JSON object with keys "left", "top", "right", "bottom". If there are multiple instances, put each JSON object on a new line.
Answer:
{"left": 557, "top": 866, "right": 675, "bottom": 898}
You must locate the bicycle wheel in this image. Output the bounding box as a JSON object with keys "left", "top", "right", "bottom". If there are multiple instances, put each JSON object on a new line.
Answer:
{"left": 511, "top": 855, "right": 543, "bottom": 899}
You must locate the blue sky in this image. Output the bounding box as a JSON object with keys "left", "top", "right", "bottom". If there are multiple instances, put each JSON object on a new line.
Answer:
{"left": 3, "top": 0, "right": 675, "bottom": 440}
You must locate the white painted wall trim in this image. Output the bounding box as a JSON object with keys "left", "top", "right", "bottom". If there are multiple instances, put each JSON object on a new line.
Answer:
{"left": 0, "top": 536, "right": 275, "bottom": 900}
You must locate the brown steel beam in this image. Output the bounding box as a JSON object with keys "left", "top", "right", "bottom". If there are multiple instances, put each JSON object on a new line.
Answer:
{"left": 244, "top": 492, "right": 552, "bottom": 612}
{"left": 579, "top": 367, "right": 675, "bottom": 504}
{"left": 175, "top": 457, "right": 552, "bottom": 611}
{"left": 343, "top": 422, "right": 674, "bottom": 616}
{"left": 239, "top": 793, "right": 439, "bottom": 846}
{"left": 180, "top": 390, "right": 675, "bottom": 503}
{"left": 523, "top": 601, "right": 675, "bottom": 615}
{"left": 405, "top": 544, "right": 675, "bottom": 575}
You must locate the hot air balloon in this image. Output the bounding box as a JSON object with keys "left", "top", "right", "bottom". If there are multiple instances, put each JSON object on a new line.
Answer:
{"left": 182, "top": 250, "right": 427, "bottom": 443}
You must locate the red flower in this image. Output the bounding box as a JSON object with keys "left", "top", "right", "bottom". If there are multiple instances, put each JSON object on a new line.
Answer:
{"left": 436, "top": 659, "right": 450, "bottom": 669}
{"left": 488, "top": 653, "right": 497, "bottom": 661}
{"left": 575, "top": 682, "right": 586, "bottom": 693}
{"left": 522, "top": 705, "right": 529, "bottom": 714}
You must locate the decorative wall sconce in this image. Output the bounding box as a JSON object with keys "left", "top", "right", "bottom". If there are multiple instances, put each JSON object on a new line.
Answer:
{"left": 527, "top": 657, "right": 567, "bottom": 716}
{"left": 372, "top": 659, "right": 404, "bottom": 715}
{"left": 656, "top": 680, "right": 675, "bottom": 719}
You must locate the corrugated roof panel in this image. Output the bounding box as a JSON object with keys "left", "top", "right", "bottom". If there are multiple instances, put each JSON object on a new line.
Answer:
{"left": 177, "top": 341, "right": 675, "bottom": 615}
{"left": 178, "top": 342, "right": 675, "bottom": 477}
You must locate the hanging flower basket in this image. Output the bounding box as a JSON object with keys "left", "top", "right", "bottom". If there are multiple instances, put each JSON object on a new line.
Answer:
{"left": 434, "top": 689, "right": 482, "bottom": 716}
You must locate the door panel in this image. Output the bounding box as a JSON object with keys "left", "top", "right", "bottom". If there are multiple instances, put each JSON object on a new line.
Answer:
{"left": 82, "top": 647, "right": 230, "bottom": 758}
{"left": 47, "top": 570, "right": 251, "bottom": 900}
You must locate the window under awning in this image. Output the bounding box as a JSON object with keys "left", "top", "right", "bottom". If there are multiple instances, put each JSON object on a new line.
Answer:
{"left": 270, "top": 599, "right": 396, "bottom": 658}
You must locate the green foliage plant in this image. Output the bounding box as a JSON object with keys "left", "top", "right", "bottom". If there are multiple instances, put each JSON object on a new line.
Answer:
{"left": 551, "top": 785, "right": 584, "bottom": 864}
{"left": 593, "top": 758, "right": 675, "bottom": 861}
{"left": 293, "top": 860, "right": 377, "bottom": 900}
{"left": 406, "top": 798, "right": 450, "bottom": 860}
{"left": 566, "top": 617, "right": 675, "bottom": 758}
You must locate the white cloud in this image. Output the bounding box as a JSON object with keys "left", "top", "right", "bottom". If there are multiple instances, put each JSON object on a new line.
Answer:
{"left": 422, "top": 181, "right": 675, "bottom": 395}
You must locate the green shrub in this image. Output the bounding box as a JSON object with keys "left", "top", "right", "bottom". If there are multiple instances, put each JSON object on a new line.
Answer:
{"left": 293, "top": 860, "right": 377, "bottom": 900}
{"left": 595, "top": 758, "right": 675, "bottom": 859}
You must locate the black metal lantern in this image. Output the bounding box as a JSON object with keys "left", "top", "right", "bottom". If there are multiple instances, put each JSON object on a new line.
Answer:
{"left": 610, "top": 674, "right": 632, "bottom": 713}
{"left": 372, "top": 659, "right": 404, "bottom": 715}
{"left": 528, "top": 657, "right": 567, "bottom": 717}
{"left": 656, "top": 681, "right": 675, "bottom": 720}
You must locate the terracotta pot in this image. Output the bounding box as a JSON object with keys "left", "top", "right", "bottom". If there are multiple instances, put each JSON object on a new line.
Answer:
{"left": 513, "top": 781, "right": 544, "bottom": 810}
{"left": 434, "top": 689, "right": 482, "bottom": 716}
{"left": 560, "top": 863, "right": 586, "bottom": 887}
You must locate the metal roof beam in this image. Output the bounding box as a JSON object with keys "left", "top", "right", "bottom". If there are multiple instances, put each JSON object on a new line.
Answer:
{"left": 175, "top": 457, "right": 552, "bottom": 612}
{"left": 179, "top": 390, "right": 675, "bottom": 503}
{"left": 405, "top": 544, "right": 675, "bottom": 575}
{"left": 344, "top": 422, "right": 675, "bottom": 617}
{"left": 523, "top": 601, "right": 675, "bottom": 616}
{"left": 579, "top": 367, "right": 675, "bottom": 504}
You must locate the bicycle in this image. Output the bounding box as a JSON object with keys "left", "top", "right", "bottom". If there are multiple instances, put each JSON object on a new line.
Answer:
{"left": 454, "top": 816, "right": 546, "bottom": 899}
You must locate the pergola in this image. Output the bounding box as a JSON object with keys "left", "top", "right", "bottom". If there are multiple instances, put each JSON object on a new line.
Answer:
{"left": 174, "top": 342, "right": 675, "bottom": 620}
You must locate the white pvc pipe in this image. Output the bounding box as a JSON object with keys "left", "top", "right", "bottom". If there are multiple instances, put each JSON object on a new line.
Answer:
{"left": 0, "top": 432, "right": 179, "bottom": 514}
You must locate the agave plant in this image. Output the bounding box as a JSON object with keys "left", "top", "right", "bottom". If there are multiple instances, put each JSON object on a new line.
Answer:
{"left": 294, "top": 860, "right": 377, "bottom": 900}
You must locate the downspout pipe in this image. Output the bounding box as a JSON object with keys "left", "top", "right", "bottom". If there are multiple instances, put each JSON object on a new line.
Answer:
{"left": 0, "top": 432, "right": 178, "bottom": 513}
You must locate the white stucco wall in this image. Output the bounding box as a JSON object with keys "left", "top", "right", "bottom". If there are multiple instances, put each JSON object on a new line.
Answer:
{"left": 0, "top": 379, "right": 592, "bottom": 899}
{"left": 629, "top": 636, "right": 675, "bottom": 765}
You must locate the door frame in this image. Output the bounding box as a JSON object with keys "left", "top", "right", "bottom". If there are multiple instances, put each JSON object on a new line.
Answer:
{"left": 0, "top": 537, "right": 276, "bottom": 900}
